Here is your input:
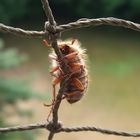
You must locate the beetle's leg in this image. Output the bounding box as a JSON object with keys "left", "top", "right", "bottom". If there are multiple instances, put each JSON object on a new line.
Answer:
{"left": 69, "top": 62, "right": 84, "bottom": 71}
{"left": 58, "top": 67, "right": 64, "bottom": 76}
{"left": 50, "top": 65, "right": 64, "bottom": 77}
{"left": 52, "top": 75, "right": 63, "bottom": 101}
{"left": 70, "top": 62, "right": 83, "bottom": 68}
{"left": 71, "top": 38, "right": 76, "bottom": 45}
{"left": 44, "top": 75, "right": 63, "bottom": 107}
{"left": 64, "top": 52, "right": 78, "bottom": 60}
{"left": 46, "top": 106, "right": 53, "bottom": 122}
{"left": 64, "top": 63, "right": 84, "bottom": 79}
{"left": 50, "top": 66, "right": 59, "bottom": 77}
{"left": 72, "top": 78, "right": 84, "bottom": 91}
{"left": 45, "top": 75, "right": 63, "bottom": 121}
{"left": 63, "top": 68, "right": 81, "bottom": 81}
{"left": 48, "top": 54, "right": 57, "bottom": 61}
{"left": 43, "top": 39, "right": 51, "bottom": 47}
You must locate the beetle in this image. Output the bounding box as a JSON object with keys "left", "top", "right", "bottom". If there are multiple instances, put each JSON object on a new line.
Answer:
{"left": 43, "top": 39, "right": 88, "bottom": 105}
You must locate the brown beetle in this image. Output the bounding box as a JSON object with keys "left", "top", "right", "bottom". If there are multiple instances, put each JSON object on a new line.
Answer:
{"left": 44, "top": 39, "right": 88, "bottom": 105}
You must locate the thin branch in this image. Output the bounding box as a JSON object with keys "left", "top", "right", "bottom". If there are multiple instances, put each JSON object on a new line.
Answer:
{"left": 58, "top": 17, "right": 140, "bottom": 32}
{"left": 1, "top": 123, "right": 140, "bottom": 137}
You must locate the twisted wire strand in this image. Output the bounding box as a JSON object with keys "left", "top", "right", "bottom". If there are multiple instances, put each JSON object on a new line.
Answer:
{"left": 41, "top": 0, "right": 56, "bottom": 26}
{"left": 0, "top": 18, "right": 140, "bottom": 38}
{"left": 48, "top": 132, "right": 55, "bottom": 140}
{"left": 0, "top": 23, "right": 45, "bottom": 37}
{"left": 58, "top": 17, "right": 140, "bottom": 32}
{"left": 1, "top": 123, "right": 140, "bottom": 137}
{"left": 0, "top": 123, "right": 47, "bottom": 133}
{"left": 60, "top": 126, "right": 140, "bottom": 137}
{"left": 40, "top": 1, "right": 65, "bottom": 140}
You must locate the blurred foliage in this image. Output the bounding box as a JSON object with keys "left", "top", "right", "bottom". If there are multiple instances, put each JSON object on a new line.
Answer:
{"left": 0, "top": 78, "right": 35, "bottom": 104}
{"left": 0, "top": 0, "right": 140, "bottom": 24}
{"left": 53, "top": 0, "right": 140, "bottom": 20}
{"left": 0, "top": 0, "right": 29, "bottom": 23}
{"left": 0, "top": 38, "right": 37, "bottom": 140}
{"left": 0, "top": 40, "right": 27, "bottom": 69}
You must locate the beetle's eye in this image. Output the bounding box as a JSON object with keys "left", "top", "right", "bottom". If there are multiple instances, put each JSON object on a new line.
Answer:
{"left": 60, "top": 45, "right": 69, "bottom": 55}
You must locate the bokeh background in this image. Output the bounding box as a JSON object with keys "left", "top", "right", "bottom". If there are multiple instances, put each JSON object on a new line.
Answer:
{"left": 0, "top": 0, "right": 140, "bottom": 140}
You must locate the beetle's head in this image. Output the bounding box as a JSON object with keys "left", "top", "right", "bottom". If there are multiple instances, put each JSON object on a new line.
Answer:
{"left": 60, "top": 44, "right": 70, "bottom": 55}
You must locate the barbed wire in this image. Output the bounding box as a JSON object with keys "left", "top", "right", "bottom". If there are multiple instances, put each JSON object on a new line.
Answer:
{"left": 0, "top": 0, "right": 140, "bottom": 140}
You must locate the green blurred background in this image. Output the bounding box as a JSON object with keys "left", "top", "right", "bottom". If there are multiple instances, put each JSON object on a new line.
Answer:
{"left": 0, "top": 0, "right": 140, "bottom": 24}
{"left": 0, "top": 0, "right": 140, "bottom": 140}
